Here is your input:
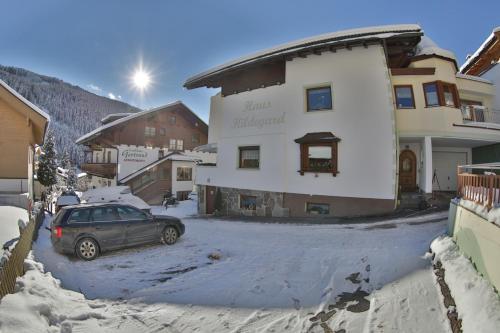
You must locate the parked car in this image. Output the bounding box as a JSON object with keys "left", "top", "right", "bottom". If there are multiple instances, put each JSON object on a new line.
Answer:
{"left": 49, "top": 203, "right": 185, "bottom": 260}
{"left": 55, "top": 191, "right": 80, "bottom": 213}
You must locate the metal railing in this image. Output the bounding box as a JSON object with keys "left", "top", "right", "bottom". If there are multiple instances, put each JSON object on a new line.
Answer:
{"left": 0, "top": 206, "right": 45, "bottom": 299}
{"left": 461, "top": 105, "right": 500, "bottom": 124}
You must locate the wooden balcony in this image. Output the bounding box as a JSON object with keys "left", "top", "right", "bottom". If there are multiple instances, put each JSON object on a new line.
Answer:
{"left": 80, "top": 163, "right": 117, "bottom": 179}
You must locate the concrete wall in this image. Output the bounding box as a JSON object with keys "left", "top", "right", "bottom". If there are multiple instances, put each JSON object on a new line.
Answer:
{"left": 199, "top": 44, "right": 397, "bottom": 202}
{"left": 448, "top": 201, "right": 500, "bottom": 291}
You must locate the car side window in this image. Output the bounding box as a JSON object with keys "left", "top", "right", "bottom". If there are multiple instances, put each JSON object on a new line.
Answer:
{"left": 91, "top": 207, "right": 120, "bottom": 222}
{"left": 117, "top": 206, "right": 148, "bottom": 220}
{"left": 68, "top": 209, "right": 92, "bottom": 223}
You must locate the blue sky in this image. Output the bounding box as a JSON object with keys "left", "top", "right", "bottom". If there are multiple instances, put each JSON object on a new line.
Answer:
{"left": 1, "top": 0, "right": 498, "bottom": 121}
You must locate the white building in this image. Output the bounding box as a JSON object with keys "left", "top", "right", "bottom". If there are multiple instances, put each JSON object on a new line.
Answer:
{"left": 185, "top": 25, "right": 500, "bottom": 217}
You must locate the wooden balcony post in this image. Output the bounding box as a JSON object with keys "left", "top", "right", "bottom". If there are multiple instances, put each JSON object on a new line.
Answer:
{"left": 487, "top": 174, "right": 494, "bottom": 209}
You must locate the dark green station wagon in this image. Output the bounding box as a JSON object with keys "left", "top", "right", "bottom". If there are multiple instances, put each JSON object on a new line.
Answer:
{"left": 50, "top": 203, "right": 185, "bottom": 260}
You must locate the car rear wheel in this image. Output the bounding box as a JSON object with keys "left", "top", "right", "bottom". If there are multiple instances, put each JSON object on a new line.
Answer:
{"left": 163, "top": 227, "right": 178, "bottom": 245}
{"left": 76, "top": 238, "right": 99, "bottom": 260}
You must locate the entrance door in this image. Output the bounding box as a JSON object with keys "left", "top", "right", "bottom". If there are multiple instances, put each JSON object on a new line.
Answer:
{"left": 206, "top": 186, "right": 216, "bottom": 214}
{"left": 399, "top": 150, "right": 417, "bottom": 192}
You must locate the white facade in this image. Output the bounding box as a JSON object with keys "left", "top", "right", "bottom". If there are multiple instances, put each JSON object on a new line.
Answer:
{"left": 198, "top": 44, "right": 397, "bottom": 201}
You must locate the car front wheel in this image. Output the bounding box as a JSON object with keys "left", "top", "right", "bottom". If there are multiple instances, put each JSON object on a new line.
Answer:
{"left": 76, "top": 238, "right": 99, "bottom": 260}
{"left": 163, "top": 227, "right": 178, "bottom": 245}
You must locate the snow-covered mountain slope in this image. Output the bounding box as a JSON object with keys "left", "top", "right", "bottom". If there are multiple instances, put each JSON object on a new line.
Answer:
{"left": 0, "top": 65, "right": 140, "bottom": 163}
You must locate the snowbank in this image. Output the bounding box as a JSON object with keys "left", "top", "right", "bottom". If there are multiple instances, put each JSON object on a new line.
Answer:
{"left": 0, "top": 206, "right": 28, "bottom": 248}
{"left": 458, "top": 198, "right": 500, "bottom": 226}
{"left": 0, "top": 255, "right": 108, "bottom": 333}
{"left": 81, "top": 186, "right": 150, "bottom": 211}
{"left": 431, "top": 236, "right": 500, "bottom": 333}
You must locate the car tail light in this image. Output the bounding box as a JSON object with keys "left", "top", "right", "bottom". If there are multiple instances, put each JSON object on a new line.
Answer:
{"left": 53, "top": 226, "right": 63, "bottom": 238}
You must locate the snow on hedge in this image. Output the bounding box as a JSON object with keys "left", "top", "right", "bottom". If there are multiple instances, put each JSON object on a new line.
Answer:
{"left": 431, "top": 236, "right": 500, "bottom": 333}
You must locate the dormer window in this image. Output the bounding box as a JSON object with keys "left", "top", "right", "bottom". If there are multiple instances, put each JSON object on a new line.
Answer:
{"left": 295, "top": 132, "right": 340, "bottom": 176}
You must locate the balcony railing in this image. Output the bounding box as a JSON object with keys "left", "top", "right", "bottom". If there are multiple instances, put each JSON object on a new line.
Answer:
{"left": 461, "top": 105, "right": 500, "bottom": 124}
{"left": 80, "top": 163, "right": 117, "bottom": 179}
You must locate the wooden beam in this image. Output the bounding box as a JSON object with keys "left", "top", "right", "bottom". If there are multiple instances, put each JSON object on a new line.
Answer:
{"left": 391, "top": 67, "right": 436, "bottom": 75}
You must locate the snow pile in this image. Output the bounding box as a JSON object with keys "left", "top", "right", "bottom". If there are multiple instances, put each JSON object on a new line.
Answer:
{"left": 0, "top": 206, "right": 28, "bottom": 249}
{"left": 459, "top": 199, "right": 500, "bottom": 226}
{"left": 431, "top": 236, "right": 500, "bottom": 333}
{"left": 0, "top": 255, "right": 108, "bottom": 333}
{"left": 81, "top": 186, "right": 150, "bottom": 211}
{"left": 415, "top": 36, "right": 456, "bottom": 60}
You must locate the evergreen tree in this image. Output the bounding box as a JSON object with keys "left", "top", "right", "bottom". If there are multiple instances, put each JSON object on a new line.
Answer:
{"left": 37, "top": 130, "right": 58, "bottom": 188}
{"left": 60, "top": 150, "right": 70, "bottom": 169}
{"left": 66, "top": 165, "right": 77, "bottom": 190}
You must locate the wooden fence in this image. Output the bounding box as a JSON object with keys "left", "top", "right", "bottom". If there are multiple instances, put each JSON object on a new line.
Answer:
{"left": 0, "top": 208, "right": 44, "bottom": 299}
{"left": 457, "top": 173, "right": 500, "bottom": 209}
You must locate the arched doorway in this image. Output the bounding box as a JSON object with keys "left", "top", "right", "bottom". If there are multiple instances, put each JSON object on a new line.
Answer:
{"left": 399, "top": 150, "right": 417, "bottom": 192}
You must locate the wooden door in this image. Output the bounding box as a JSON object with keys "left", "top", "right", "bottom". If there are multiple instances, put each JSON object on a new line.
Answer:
{"left": 399, "top": 150, "right": 417, "bottom": 192}
{"left": 206, "top": 186, "right": 216, "bottom": 214}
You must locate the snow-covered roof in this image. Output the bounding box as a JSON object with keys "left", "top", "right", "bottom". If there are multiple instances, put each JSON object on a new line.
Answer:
{"left": 414, "top": 36, "right": 456, "bottom": 60}
{"left": 460, "top": 27, "right": 500, "bottom": 73}
{"left": 119, "top": 152, "right": 200, "bottom": 184}
{"left": 185, "top": 24, "right": 422, "bottom": 88}
{"left": 100, "top": 113, "right": 133, "bottom": 124}
{"left": 193, "top": 143, "right": 217, "bottom": 153}
{"left": 0, "top": 79, "right": 50, "bottom": 121}
{"left": 76, "top": 101, "right": 207, "bottom": 144}
{"left": 455, "top": 73, "right": 493, "bottom": 84}
{"left": 81, "top": 186, "right": 150, "bottom": 210}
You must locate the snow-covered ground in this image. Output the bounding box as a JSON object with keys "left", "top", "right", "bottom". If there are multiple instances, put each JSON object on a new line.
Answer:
{"left": 3, "top": 199, "right": 484, "bottom": 332}
{"left": 432, "top": 236, "right": 500, "bottom": 333}
{"left": 0, "top": 206, "right": 28, "bottom": 248}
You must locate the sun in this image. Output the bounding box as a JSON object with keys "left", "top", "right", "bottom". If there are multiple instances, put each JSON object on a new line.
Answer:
{"left": 132, "top": 69, "right": 151, "bottom": 90}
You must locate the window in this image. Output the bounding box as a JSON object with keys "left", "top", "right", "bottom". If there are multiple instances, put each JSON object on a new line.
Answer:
{"left": 177, "top": 139, "right": 184, "bottom": 150}
{"left": 91, "top": 207, "right": 120, "bottom": 222}
{"left": 442, "top": 83, "right": 457, "bottom": 107}
{"left": 117, "top": 206, "right": 148, "bottom": 220}
{"left": 158, "top": 150, "right": 164, "bottom": 159}
{"left": 159, "top": 128, "right": 166, "bottom": 136}
{"left": 169, "top": 139, "right": 176, "bottom": 150}
{"left": 177, "top": 167, "right": 192, "bottom": 181}
{"left": 306, "top": 203, "right": 330, "bottom": 215}
{"left": 306, "top": 86, "right": 332, "bottom": 111}
{"left": 423, "top": 81, "right": 459, "bottom": 108}
{"left": 240, "top": 195, "right": 257, "bottom": 210}
{"left": 239, "top": 146, "right": 260, "bottom": 169}
{"left": 145, "top": 126, "right": 156, "bottom": 137}
{"left": 423, "top": 83, "right": 439, "bottom": 106}
{"left": 394, "top": 85, "right": 415, "bottom": 109}
{"left": 170, "top": 116, "right": 176, "bottom": 125}
{"left": 68, "top": 209, "right": 91, "bottom": 223}
{"left": 308, "top": 146, "right": 332, "bottom": 171}
{"left": 192, "top": 133, "right": 200, "bottom": 144}
{"left": 295, "top": 132, "right": 340, "bottom": 176}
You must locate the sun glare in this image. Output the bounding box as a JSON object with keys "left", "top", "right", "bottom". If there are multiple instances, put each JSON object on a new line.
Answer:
{"left": 132, "top": 69, "right": 151, "bottom": 90}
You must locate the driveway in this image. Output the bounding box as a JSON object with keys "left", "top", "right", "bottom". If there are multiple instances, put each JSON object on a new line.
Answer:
{"left": 30, "top": 200, "right": 451, "bottom": 332}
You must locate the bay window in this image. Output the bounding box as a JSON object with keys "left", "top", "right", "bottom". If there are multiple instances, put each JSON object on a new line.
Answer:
{"left": 423, "top": 81, "right": 459, "bottom": 108}
{"left": 295, "top": 132, "right": 340, "bottom": 176}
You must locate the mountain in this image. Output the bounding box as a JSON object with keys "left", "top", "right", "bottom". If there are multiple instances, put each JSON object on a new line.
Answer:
{"left": 0, "top": 65, "right": 140, "bottom": 164}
